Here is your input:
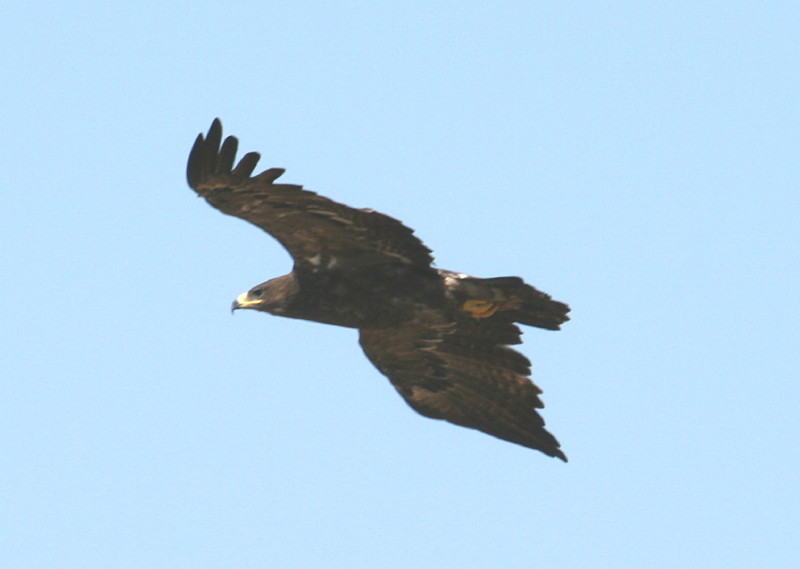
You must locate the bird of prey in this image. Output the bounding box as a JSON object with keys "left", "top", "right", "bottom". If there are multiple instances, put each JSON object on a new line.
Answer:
{"left": 187, "top": 119, "right": 570, "bottom": 460}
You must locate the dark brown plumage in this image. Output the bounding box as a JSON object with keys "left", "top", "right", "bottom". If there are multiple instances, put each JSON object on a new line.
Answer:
{"left": 187, "top": 119, "right": 570, "bottom": 460}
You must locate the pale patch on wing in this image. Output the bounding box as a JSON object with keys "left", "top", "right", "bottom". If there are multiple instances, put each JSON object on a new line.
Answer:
{"left": 407, "top": 385, "right": 453, "bottom": 409}
{"left": 307, "top": 206, "right": 355, "bottom": 225}
{"left": 304, "top": 252, "right": 339, "bottom": 270}
{"left": 443, "top": 272, "right": 471, "bottom": 290}
{"left": 461, "top": 299, "right": 500, "bottom": 318}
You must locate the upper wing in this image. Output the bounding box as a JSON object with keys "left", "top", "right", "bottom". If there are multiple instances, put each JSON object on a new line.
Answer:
{"left": 359, "top": 309, "right": 567, "bottom": 461}
{"left": 187, "top": 119, "right": 434, "bottom": 270}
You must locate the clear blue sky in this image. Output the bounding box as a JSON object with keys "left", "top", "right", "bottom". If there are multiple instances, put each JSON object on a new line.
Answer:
{"left": 3, "top": 2, "right": 798, "bottom": 568}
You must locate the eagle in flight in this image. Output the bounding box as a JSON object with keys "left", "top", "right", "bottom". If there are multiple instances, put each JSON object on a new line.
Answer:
{"left": 187, "top": 119, "right": 571, "bottom": 461}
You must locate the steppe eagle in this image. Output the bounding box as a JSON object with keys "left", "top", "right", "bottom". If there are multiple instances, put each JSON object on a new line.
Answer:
{"left": 187, "top": 119, "right": 570, "bottom": 460}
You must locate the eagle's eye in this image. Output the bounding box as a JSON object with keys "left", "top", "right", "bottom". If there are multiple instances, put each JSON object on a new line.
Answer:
{"left": 252, "top": 288, "right": 263, "bottom": 296}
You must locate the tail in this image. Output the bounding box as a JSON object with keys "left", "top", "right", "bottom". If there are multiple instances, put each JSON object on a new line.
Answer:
{"left": 444, "top": 272, "right": 570, "bottom": 330}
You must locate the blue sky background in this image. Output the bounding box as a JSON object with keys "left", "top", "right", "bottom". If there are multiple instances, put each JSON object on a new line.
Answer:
{"left": 3, "top": 2, "right": 798, "bottom": 568}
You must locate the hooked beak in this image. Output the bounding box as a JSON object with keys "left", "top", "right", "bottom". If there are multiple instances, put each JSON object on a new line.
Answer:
{"left": 231, "top": 291, "right": 262, "bottom": 313}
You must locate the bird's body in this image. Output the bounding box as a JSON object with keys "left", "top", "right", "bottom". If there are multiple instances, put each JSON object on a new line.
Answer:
{"left": 238, "top": 263, "right": 444, "bottom": 329}
{"left": 188, "top": 119, "right": 570, "bottom": 460}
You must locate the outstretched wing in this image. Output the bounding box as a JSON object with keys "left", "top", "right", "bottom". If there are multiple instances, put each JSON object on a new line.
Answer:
{"left": 359, "top": 310, "right": 567, "bottom": 461}
{"left": 187, "top": 119, "right": 434, "bottom": 270}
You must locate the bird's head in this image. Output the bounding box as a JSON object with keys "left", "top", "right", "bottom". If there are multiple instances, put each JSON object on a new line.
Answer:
{"left": 230, "top": 274, "right": 297, "bottom": 315}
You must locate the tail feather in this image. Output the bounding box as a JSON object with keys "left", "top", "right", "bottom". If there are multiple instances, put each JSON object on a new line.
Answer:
{"left": 486, "top": 276, "right": 569, "bottom": 330}
{"left": 509, "top": 289, "right": 570, "bottom": 330}
{"left": 445, "top": 272, "right": 570, "bottom": 330}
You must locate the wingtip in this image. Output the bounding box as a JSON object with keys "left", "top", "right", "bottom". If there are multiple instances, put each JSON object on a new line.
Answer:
{"left": 253, "top": 167, "right": 286, "bottom": 184}
{"left": 186, "top": 132, "right": 206, "bottom": 188}
{"left": 209, "top": 117, "right": 223, "bottom": 137}
{"left": 187, "top": 119, "right": 232, "bottom": 189}
{"left": 204, "top": 119, "right": 223, "bottom": 157}
{"left": 231, "top": 151, "right": 262, "bottom": 179}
